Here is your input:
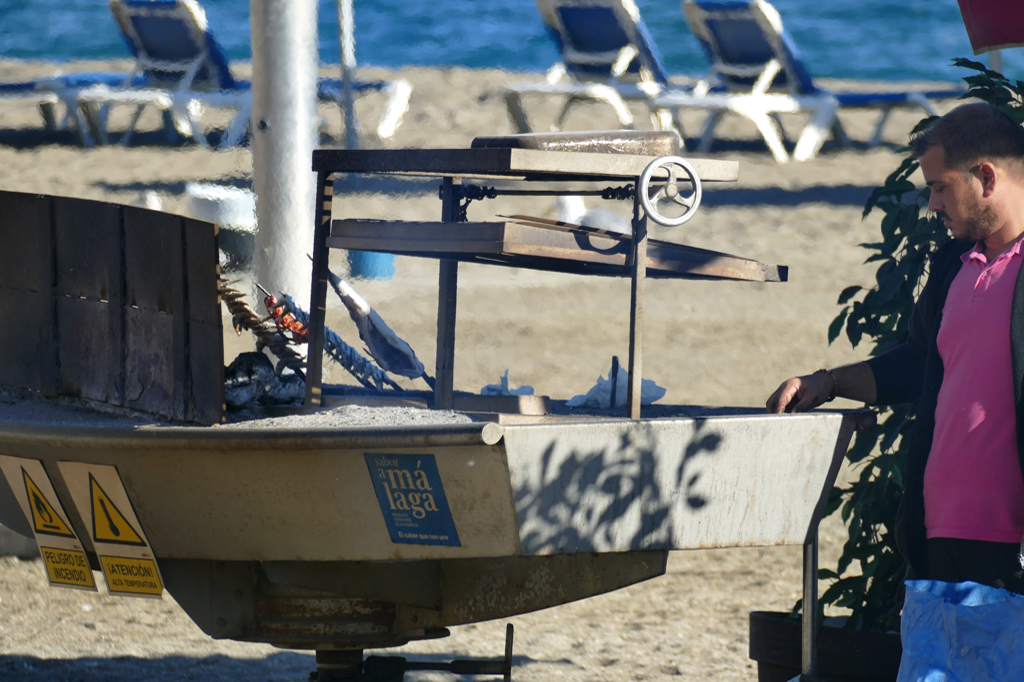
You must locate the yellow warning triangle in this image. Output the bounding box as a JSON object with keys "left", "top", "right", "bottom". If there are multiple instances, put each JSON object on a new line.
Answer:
{"left": 22, "top": 468, "right": 76, "bottom": 538}
{"left": 90, "top": 475, "right": 146, "bottom": 547}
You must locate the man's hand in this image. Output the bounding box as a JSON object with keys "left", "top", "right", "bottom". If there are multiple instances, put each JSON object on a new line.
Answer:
{"left": 766, "top": 373, "right": 834, "bottom": 414}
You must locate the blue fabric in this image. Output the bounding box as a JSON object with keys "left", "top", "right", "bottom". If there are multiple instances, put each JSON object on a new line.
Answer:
{"left": 118, "top": 1, "right": 359, "bottom": 102}
{"left": 834, "top": 92, "right": 917, "bottom": 107}
{"left": 0, "top": 72, "right": 146, "bottom": 92}
{"left": 347, "top": 251, "right": 395, "bottom": 281}
{"left": 689, "top": 0, "right": 816, "bottom": 94}
{"left": 898, "top": 580, "right": 1024, "bottom": 682}
{"left": 120, "top": 0, "right": 237, "bottom": 90}
{"left": 549, "top": 2, "right": 669, "bottom": 85}
{"left": 316, "top": 78, "right": 390, "bottom": 101}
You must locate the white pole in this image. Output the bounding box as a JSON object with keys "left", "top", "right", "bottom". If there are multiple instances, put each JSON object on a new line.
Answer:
{"left": 338, "top": 0, "right": 358, "bottom": 149}
{"left": 250, "top": 0, "right": 319, "bottom": 306}
{"left": 990, "top": 50, "right": 1004, "bottom": 74}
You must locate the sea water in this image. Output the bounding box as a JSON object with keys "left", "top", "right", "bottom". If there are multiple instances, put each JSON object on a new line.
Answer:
{"left": 0, "top": 0, "right": 1017, "bottom": 83}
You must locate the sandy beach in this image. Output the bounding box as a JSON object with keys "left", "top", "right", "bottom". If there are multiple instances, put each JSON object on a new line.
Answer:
{"left": 0, "top": 58, "right": 965, "bottom": 680}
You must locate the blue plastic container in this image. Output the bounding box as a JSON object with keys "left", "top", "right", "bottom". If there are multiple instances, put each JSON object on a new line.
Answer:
{"left": 347, "top": 250, "right": 395, "bottom": 280}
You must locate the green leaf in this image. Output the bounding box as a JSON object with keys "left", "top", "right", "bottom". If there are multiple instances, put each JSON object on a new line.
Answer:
{"left": 952, "top": 57, "right": 988, "bottom": 73}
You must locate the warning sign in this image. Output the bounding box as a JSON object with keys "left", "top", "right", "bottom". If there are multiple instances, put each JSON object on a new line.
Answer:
{"left": 58, "top": 462, "right": 164, "bottom": 599}
{"left": 0, "top": 455, "right": 97, "bottom": 592}
{"left": 99, "top": 556, "right": 163, "bottom": 596}
{"left": 89, "top": 475, "right": 146, "bottom": 546}
{"left": 24, "top": 469, "right": 76, "bottom": 538}
{"left": 40, "top": 547, "right": 94, "bottom": 588}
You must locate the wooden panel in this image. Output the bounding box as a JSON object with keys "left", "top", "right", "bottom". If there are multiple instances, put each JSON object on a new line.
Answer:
{"left": 471, "top": 130, "right": 680, "bottom": 156}
{"left": 184, "top": 218, "right": 220, "bottom": 326}
{"left": 327, "top": 236, "right": 505, "bottom": 255}
{"left": 125, "top": 208, "right": 186, "bottom": 420}
{"left": 311, "top": 148, "right": 739, "bottom": 182}
{"left": 331, "top": 219, "right": 505, "bottom": 242}
{"left": 56, "top": 297, "right": 121, "bottom": 403}
{"left": 187, "top": 320, "right": 224, "bottom": 425}
{"left": 0, "top": 289, "right": 58, "bottom": 394}
{"left": 329, "top": 220, "right": 776, "bottom": 282}
{"left": 184, "top": 218, "right": 223, "bottom": 424}
{"left": 124, "top": 307, "right": 175, "bottom": 418}
{"left": 124, "top": 208, "right": 184, "bottom": 314}
{"left": 0, "top": 191, "right": 52, "bottom": 293}
{"left": 53, "top": 197, "right": 122, "bottom": 300}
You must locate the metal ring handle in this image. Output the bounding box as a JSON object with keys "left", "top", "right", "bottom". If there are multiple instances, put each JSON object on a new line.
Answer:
{"left": 638, "top": 155, "right": 702, "bottom": 227}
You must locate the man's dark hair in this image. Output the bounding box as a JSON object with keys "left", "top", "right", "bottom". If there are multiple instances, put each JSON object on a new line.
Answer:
{"left": 909, "top": 102, "right": 1024, "bottom": 176}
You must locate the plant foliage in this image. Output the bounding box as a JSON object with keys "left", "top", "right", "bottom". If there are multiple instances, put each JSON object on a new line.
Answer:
{"left": 802, "top": 60, "right": 1024, "bottom": 632}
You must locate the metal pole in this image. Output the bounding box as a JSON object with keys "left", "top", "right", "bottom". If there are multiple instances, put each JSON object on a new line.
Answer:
{"left": 250, "top": 0, "right": 319, "bottom": 306}
{"left": 434, "top": 177, "right": 459, "bottom": 410}
{"left": 338, "top": 0, "right": 359, "bottom": 149}
{"left": 626, "top": 194, "right": 647, "bottom": 419}
{"left": 305, "top": 171, "right": 334, "bottom": 408}
{"left": 990, "top": 50, "right": 1004, "bottom": 74}
{"left": 800, "top": 530, "right": 819, "bottom": 681}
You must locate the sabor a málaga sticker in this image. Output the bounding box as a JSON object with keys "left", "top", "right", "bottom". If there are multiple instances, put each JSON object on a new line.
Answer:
{"left": 364, "top": 453, "right": 461, "bottom": 547}
{"left": 57, "top": 462, "right": 164, "bottom": 598}
{"left": 0, "top": 455, "right": 97, "bottom": 591}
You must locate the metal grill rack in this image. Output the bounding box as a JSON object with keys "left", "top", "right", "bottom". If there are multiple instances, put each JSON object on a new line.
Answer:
{"left": 304, "top": 133, "right": 786, "bottom": 418}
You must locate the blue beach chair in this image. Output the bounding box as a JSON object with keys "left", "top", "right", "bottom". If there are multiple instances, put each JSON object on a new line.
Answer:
{"left": 0, "top": 71, "right": 147, "bottom": 144}
{"left": 503, "top": 0, "right": 683, "bottom": 133}
{"left": 651, "top": 0, "right": 965, "bottom": 161}
{"left": 78, "top": 0, "right": 410, "bottom": 148}
{"left": 69, "top": 0, "right": 254, "bottom": 148}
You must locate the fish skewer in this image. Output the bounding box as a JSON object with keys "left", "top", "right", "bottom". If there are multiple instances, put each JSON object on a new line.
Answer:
{"left": 311, "top": 255, "right": 436, "bottom": 389}
{"left": 255, "top": 283, "right": 402, "bottom": 391}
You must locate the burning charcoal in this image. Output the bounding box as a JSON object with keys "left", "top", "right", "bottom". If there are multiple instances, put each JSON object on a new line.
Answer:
{"left": 262, "top": 373, "right": 305, "bottom": 405}
{"left": 225, "top": 352, "right": 305, "bottom": 408}
{"left": 225, "top": 352, "right": 277, "bottom": 409}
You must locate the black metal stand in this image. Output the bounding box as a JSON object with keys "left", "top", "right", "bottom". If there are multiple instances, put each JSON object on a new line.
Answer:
{"left": 788, "top": 531, "right": 822, "bottom": 682}
{"left": 626, "top": 191, "right": 647, "bottom": 420}
{"left": 311, "top": 624, "right": 514, "bottom": 682}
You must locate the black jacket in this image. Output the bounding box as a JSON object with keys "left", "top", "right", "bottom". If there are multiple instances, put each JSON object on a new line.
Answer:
{"left": 865, "top": 238, "right": 1024, "bottom": 576}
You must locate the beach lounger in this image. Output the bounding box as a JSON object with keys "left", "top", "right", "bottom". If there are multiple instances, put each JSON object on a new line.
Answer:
{"left": 0, "top": 72, "right": 146, "bottom": 144}
{"left": 502, "top": 0, "right": 682, "bottom": 133}
{"left": 0, "top": 81, "right": 62, "bottom": 133}
{"left": 68, "top": 0, "right": 253, "bottom": 148}
{"left": 82, "top": 0, "right": 411, "bottom": 149}
{"left": 651, "top": 0, "right": 965, "bottom": 162}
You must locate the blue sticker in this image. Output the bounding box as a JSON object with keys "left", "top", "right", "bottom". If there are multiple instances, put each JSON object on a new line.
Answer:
{"left": 364, "top": 453, "right": 461, "bottom": 546}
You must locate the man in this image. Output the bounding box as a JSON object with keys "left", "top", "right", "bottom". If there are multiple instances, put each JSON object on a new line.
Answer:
{"left": 766, "top": 102, "right": 1024, "bottom": 592}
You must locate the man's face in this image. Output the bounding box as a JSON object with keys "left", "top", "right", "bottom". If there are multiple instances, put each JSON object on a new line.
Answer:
{"left": 919, "top": 146, "right": 998, "bottom": 242}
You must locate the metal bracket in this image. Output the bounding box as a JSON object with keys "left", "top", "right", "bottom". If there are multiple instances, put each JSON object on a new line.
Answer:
{"left": 440, "top": 183, "right": 499, "bottom": 222}
{"left": 601, "top": 184, "right": 635, "bottom": 201}
{"left": 312, "top": 623, "right": 514, "bottom": 682}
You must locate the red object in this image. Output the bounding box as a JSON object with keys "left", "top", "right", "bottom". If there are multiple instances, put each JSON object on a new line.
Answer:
{"left": 957, "top": 0, "right": 1024, "bottom": 54}
{"left": 263, "top": 293, "right": 308, "bottom": 343}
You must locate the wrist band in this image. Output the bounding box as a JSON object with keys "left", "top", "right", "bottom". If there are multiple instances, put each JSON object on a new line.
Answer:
{"left": 815, "top": 368, "right": 837, "bottom": 402}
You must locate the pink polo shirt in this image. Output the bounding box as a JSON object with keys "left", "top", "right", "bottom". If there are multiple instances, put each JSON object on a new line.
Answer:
{"left": 925, "top": 240, "right": 1024, "bottom": 543}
